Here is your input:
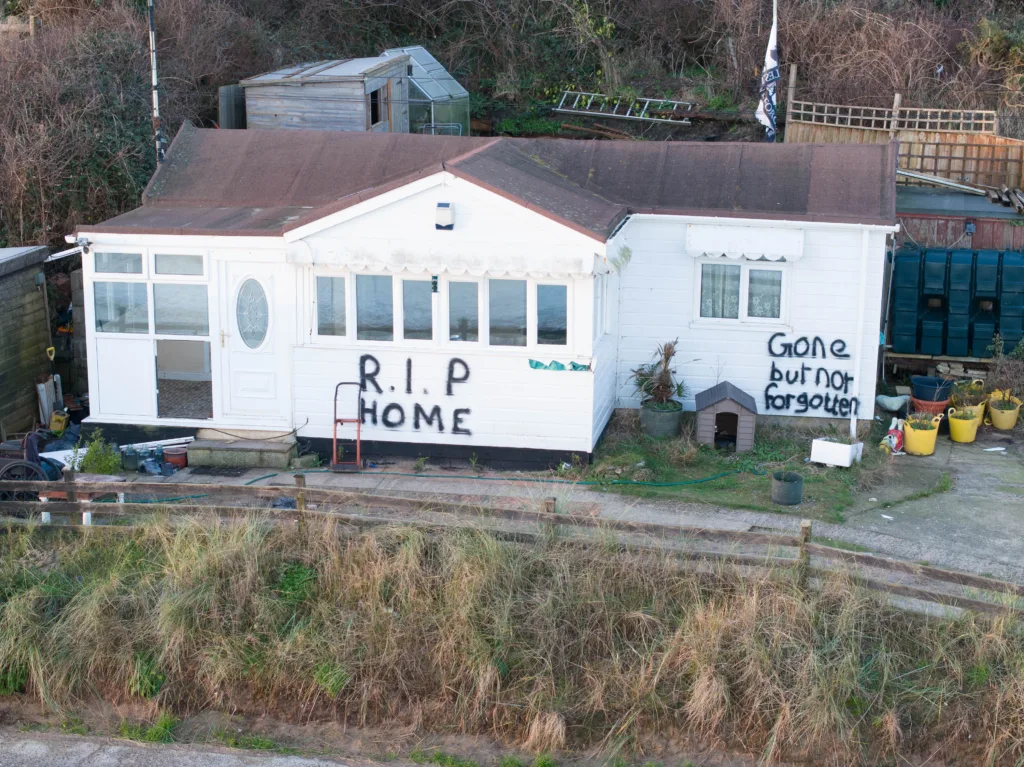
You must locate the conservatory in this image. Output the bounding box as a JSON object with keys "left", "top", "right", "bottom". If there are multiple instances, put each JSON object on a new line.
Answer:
{"left": 381, "top": 46, "right": 471, "bottom": 136}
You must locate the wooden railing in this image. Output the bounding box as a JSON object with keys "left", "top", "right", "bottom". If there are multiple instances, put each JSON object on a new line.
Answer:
{"left": 0, "top": 474, "right": 1022, "bottom": 617}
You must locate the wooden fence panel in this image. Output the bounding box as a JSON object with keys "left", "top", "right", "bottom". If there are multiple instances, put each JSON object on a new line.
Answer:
{"left": 787, "top": 121, "right": 1024, "bottom": 190}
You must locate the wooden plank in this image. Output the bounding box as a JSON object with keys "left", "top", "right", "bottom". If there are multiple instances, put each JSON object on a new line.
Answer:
{"left": 0, "top": 482, "right": 803, "bottom": 548}
{"left": 807, "top": 543, "right": 1024, "bottom": 597}
{"left": 850, "top": 575, "right": 1022, "bottom": 617}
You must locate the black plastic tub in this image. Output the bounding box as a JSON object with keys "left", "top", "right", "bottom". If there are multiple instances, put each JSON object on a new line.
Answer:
{"left": 910, "top": 375, "right": 955, "bottom": 402}
{"left": 771, "top": 471, "right": 804, "bottom": 506}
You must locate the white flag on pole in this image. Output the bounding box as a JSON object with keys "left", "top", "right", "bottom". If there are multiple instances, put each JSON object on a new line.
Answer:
{"left": 755, "top": 0, "right": 780, "bottom": 142}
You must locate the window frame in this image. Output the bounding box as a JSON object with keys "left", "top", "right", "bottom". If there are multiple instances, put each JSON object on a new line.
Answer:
{"left": 85, "top": 245, "right": 216, "bottom": 422}
{"left": 152, "top": 251, "right": 207, "bottom": 280}
{"left": 399, "top": 277, "right": 435, "bottom": 344}
{"left": 692, "top": 259, "right": 789, "bottom": 327}
{"left": 306, "top": 271, "right": 575, "bottom": 354}
{"left": 354, "top": 273, "right": 396, "bottom": 344}
{"left": 535, "top": 280, "right": 569, "bottom": 348}
{"left": 443, "top": 276, "right": 483, "bottom": 347}
{"left": 313, "top": 273, "right": 350, "bottom": 340}
{"left": 367, "top": 82, "right": 391, "bottom": 129}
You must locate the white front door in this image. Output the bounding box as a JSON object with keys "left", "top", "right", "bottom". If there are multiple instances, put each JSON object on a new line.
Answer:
{"left": 217, "top": 260, "right": 291, "bottom": 425}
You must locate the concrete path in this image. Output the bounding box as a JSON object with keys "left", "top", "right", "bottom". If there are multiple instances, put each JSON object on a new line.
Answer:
{"left": 0, "top": 731, "right": 345, "bottom": 767}
{"left": 150, "top": 434, "right": 1024, "bottom": 582}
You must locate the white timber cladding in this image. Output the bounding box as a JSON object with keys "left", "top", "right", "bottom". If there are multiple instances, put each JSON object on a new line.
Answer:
{"left": 611, "top": 216, "right": 891, "bottom": 422}
{"left": 78, "top": 173, "right": 894, "bottom": 454}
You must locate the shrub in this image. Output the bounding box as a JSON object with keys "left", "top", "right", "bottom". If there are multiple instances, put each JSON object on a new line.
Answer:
{"left": 73, "top": 431, "right": 122, "bottom": 474}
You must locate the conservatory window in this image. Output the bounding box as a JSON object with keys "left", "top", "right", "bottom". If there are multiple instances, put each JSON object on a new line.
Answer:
{"left": 448, "top": 281, "right": 478, "bottom": 342}
{"left": 95, "top": 252, "right": 142, "bottom": 274}
{"left": 489, "top": 279, "right": 527, "bottom": 347}
{"left": 537, "top": 284, "right": 567, "bottom": 345}
{"left": 94, "top": 282, "right": 148, "bottom": 333}
{"left": 698, "top": 262, "right": 785, "bottom": 323}
{"left": 154, "top": 253, "right": 203, "bottom": 276}
{"left": 154, "top": 284, "right": 209, "bottom": 336}
{"left": 316, "top": 276, "right": 346, "bottom": 336}
{"left": 356, "top": 275, "right": 393, "bottom": 341}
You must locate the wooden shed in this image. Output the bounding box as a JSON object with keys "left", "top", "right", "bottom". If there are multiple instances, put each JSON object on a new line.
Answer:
{"left": 695, "top": 382, "right": 757, "bottom": 453}
{"left": 241, "top": 56, "right": 410, "bottom": 133}
{"left": 0, "top": 246, "right": 51, "bottom": 437}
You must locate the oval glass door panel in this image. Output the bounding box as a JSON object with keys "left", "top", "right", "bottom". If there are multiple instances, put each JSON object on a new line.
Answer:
{"left": 236, "top": 279, "right": 268, "bottom": 348}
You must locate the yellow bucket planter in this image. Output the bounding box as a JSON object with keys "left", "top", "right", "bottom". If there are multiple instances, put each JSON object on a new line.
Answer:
{"left": 903, "top": 413, "right": 944, "bottom": 456}
{"left": 947, "top": 408, "right": 979, "bottom": 443}
{"left": 987, "top": 391, "right": 1022, "bottom": 431}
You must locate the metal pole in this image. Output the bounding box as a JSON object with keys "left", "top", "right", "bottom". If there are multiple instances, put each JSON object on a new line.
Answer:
{"left": 147, "top": 0, "right": 165, "bottom": 164}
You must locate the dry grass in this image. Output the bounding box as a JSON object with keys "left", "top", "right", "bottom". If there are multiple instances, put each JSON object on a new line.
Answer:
{"left": 0, "top": 516, "right": 1023, "bottom": 764}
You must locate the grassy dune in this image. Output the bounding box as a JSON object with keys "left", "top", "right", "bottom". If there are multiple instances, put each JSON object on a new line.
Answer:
{"left": 0, "top": 516, "right": 1022, "bottom": 764}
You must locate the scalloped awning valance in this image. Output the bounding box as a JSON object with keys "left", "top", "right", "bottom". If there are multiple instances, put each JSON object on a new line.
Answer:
{"left": 287, "top": 247, "right": 599, "bottom": 277}
{"left": 685, "top": 223, "right": 805, "bottom": 262}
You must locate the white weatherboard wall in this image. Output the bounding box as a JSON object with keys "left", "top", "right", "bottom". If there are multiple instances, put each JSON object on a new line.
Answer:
{"left": 612, "top": 216, "right": 890, "bottom": 422}
{"left": 290, "top": 175, "right": 605, "bottom": 452}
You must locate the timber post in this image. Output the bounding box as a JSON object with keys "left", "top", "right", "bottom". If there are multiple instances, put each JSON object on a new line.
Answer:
{"left": 786, "top": 64, "right": 797, "bottom": 122}
{"left": 889, "top": 93, "right": 902, "bottom": 140}
{"left": 798, "top": 519, "right": 812, "bottom": 587}
{"left": 294, "top": 474, "right": 307, "bottom": 535}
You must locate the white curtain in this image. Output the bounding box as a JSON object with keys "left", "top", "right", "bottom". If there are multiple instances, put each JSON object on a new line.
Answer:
{"left": 700, "top": 264, "right": 740, "bottom": 319}
{"left": 748, "top": 269, "right": 782, "bottom": 319}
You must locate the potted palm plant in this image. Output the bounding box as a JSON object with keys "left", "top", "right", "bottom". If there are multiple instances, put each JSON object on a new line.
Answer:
{"left": 630, "top": 339, "right": 687, "bottom": 438}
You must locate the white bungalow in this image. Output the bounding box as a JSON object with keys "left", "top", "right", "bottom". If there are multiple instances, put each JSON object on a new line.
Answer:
{"left": 74, "top": 126, "right": 897, "bottom": 465}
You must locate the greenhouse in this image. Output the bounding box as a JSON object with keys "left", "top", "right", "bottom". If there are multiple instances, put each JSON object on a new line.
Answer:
{"left": 382, "top": 46, "right": 470, "bottom": 137}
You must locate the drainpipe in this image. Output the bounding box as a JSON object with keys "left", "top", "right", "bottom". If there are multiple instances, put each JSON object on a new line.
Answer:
{"left": 850, "top": 228, "right": 870, "bottom": 439}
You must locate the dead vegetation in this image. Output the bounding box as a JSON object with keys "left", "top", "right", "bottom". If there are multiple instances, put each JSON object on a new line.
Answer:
{"left": 3, "top": 0, "right": 1024, "bottom": 247}
{"left": 1, "top": 516, "right": 1023, "bottom": 764}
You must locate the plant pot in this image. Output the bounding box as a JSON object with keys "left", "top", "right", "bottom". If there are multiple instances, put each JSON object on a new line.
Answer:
{"left": 639, "top": 402, "right": 682, "bottom": 438}
{"left": 810, "top": 438, "right": 864, "bottom": 467}
{"left": 987, "top": 394, "right": 1022, "bottom": 430}
{"left": 903, "top": 414, "right": 943, "bottom": 456}
{"left": 770, "top": 471, "right": 804, "bottom": 505}
{"left": 910, "top": 396, "right": 950, "bottom": 416}
{"left": 164, "top": 446, "right": 188, "bottom": 469}
{"left": 947, "top": 408, "right": 979, "bottom": 443}
{"left": 911, "top": 375, "right": 955, "bottom": 402}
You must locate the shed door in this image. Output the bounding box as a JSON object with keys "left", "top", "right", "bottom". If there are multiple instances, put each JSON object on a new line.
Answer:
{"left": 217, "top": 261, "right": 291, "bottom": 425}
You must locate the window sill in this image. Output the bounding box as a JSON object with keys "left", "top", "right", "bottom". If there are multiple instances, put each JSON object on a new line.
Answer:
{"left": 688, "top": 319, "right": 791, "bottom": 332}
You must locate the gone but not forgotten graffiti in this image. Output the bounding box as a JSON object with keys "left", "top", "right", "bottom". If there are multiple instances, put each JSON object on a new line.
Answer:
{"left": 763, "top": 333, "right": 860, "bottom": 417}
{"left": 359, "top": 354, "right": 472, "bottom": 435}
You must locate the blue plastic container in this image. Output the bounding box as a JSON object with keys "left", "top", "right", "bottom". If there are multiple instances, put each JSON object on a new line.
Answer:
{"left": 911, "top": 375, "right": 955, "bottom": 402}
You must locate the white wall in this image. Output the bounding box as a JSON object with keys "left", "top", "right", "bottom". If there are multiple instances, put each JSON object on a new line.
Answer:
{"left": 613, "top": 216, "right": 889, "bottom": 424}
{"left": 293, "top": 345, "right": 596, "bottom": 452}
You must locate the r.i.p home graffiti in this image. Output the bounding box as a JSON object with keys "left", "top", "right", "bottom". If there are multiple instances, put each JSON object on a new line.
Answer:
{"left": 358, "top": 354, "right": 472, "bottom": 435}
{"left": 763, "top": 333, "right": 859, "bottom": 417}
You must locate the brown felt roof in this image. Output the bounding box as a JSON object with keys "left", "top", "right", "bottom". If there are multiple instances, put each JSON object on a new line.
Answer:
{"left": 80, "top": 124, "right": 897, "bottom": 241}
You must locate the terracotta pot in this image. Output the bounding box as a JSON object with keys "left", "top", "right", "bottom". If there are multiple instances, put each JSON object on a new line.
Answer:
{"left": 163, "top": 446, "right": 188, "bottom": 469}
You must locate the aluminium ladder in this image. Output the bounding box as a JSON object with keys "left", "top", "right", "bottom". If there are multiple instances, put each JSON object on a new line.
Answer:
{"left": 554, "top": 90, "right": 695, "bottom": 125}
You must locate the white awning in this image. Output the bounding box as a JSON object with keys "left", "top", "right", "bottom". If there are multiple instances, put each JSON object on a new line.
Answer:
{"left": 288, "top": 245, "right": 599, "bottom": 277}
{"left": 685, "top": 223, "right": 804, "bottom": 262}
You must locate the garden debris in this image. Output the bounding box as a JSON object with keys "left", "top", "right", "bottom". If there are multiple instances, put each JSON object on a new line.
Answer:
{"left": 881, "top": 514, "right": 895, "bottom": 520}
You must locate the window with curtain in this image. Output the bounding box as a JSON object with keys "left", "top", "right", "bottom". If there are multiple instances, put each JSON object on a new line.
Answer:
{"left": 700, "top": 264, "right": 741, "bottom": 319}
{"left": 699, "top": 262, "right": 785, "bottom": 322}
{"left": 316, "top": 276, "right": 346, "bottom": 336}
{"left": 748, "top": 269, "right": 783, "bottom": 319}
